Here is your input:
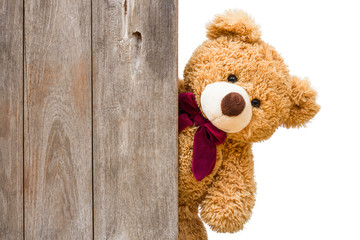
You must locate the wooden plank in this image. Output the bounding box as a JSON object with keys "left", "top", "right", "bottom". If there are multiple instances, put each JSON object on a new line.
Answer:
{"left": 0, "top": 0, "right": 23, "bottom": 239}
{"left": 24, "top": 0, "right": 92, "bottom": 239}
{"left": 92, "top": 0, "right": 178, "bottom": 239}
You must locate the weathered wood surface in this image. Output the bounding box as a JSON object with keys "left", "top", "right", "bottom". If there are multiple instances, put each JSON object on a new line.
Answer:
{"left": 92, "top": 0, "right": 178, "bottom": 239}
{"left": 24, "top": 0, "right": 92, "bottom": 239}
{"left": 0, "top": 0, "right": 23, "bottom": 239}
{"left": 1, "top": 0, "right": 178, "bottom": 239}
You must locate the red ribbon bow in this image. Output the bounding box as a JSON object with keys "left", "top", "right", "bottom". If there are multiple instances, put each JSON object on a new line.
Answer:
{"left": 179, "top": 92, "right": 227, "bottom": 181}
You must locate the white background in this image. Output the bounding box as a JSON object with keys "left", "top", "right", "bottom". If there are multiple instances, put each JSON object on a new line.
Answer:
{"left": 179, "top": 1, "right": 360, "bottom": 239}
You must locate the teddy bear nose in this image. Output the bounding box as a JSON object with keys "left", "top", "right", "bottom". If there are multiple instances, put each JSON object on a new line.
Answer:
{"left": 221, "top": 92, "right": 246, "bottom": 116}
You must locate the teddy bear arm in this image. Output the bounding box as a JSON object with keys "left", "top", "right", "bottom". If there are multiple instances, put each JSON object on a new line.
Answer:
{"left": 199, "top": 150, "right": 256, "bottom": 233}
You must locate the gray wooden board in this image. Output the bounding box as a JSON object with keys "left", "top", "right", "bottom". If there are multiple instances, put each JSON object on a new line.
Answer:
{"left": 24, "top": 0, "right": 92, "bottom": 239}
{"left": 92, "top": 0, "right": 178, "bottom": 239}
{"left": 0, "top": 0, "right": 24, "bottom": 239}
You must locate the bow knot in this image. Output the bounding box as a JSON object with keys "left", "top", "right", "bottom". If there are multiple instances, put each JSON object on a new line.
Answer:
{"left": 179, "top": 92, "right": 227, "bottom": 181}
{"left": 193, "top": 114, "right": 207, "bottom": 127}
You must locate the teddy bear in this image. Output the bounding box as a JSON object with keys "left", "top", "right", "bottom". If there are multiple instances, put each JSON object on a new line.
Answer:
{"left": 178, "top": 9, "right": 320, "bottom": 240}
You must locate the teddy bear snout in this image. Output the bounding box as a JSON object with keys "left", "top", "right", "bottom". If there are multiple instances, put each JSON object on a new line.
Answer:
{"left": 200, "top": 82, "right": 252, "bottom": 133}
{"left": 221, "top": 92, "right": 245, "bottom": 116}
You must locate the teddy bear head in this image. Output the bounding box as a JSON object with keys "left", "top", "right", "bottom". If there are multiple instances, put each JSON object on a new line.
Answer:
{"left": 183, "top": 10, "right": 320, "bottom": 143}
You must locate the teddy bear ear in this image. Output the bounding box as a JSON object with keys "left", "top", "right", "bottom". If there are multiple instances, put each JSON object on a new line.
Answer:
{"left": 206, "top": 9, "right": 262, "bottom": 43}
{"left": 283, "top": 76, "right": 320, "bottom": 128}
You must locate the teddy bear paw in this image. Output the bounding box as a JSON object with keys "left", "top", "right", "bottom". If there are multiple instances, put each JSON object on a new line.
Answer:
{"left": 200, "top": 195, "right": 254, "bottom": 233}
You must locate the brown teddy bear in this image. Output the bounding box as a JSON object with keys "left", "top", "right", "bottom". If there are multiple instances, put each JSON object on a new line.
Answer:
{"left": 178, "top": 10, "right": 320, "bottom": 240}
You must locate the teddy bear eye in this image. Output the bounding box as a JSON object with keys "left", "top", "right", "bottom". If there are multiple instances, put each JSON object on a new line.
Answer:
{"left": 251, "top": 99, "right": 261, "bottom": 108}
{"left": 227, "top": 75, "right": 238, "bottom": 83}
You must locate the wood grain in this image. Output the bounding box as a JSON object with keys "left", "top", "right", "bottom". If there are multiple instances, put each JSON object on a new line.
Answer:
{"left": 0, "top": 0, "right": 23, "bottom": 239}
{"left": 24, "top": 0, "right": 92, "bottom": 239}
{"left": 92, "top": 0, "right": 178, "bottom": 239}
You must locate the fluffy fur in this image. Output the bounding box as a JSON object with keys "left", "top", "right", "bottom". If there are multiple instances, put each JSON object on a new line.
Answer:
{"left": 178, "top": 10, "right": 320, "bottom": 239}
